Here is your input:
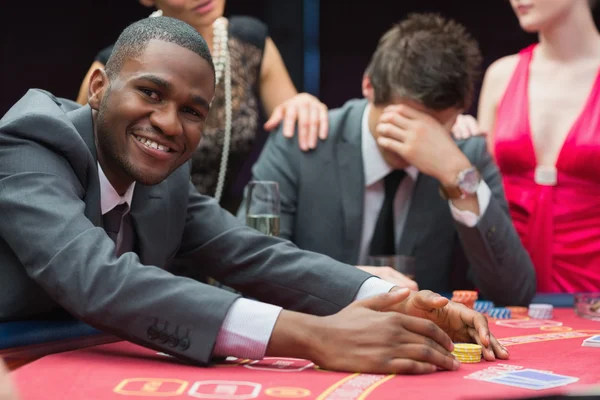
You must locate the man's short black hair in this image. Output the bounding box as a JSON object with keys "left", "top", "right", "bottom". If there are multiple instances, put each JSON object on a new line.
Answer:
{"left": 105, "top": 16, "right": 214, "bottom": 81}
{"left": 365, "top": 13, "right": 482, "bottom": 111}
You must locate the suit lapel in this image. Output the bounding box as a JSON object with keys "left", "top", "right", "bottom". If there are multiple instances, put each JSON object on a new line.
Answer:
{"left": 129, "top": 182, "right": 169, "bottom": 266}
{"left": 337, "top": 101, "right": 368, "bottom": 263}
{"left": 67, "top": 105, "right": 169, "bottom": 265}
{"left": 398, "top": 174, "right": 442, "bottom": 255}
{"left": 400, "top": 174, "right": 456, "bottom": 287}
{"left": 66, "top": 105, "right": 102, "bottom": 228}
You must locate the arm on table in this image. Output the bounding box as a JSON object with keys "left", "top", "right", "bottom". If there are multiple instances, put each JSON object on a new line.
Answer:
{"left": 0, "top": 116, "right": 242, "bottom": 365}
{"left": 452, "top": 137, "right": 536, "bottom": 305}
{"left": 266, "top": 289, "right": 459, "bottom": 375}
{"left": 212, "top": 277, "right": 394, "bottom": 360}
{"left": 265, "top": 288, "right": 508, "bottom": 374}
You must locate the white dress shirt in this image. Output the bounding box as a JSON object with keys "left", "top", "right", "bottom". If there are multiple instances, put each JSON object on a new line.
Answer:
{"left": 97, "top": 163, "right": 394, "bottom": 360}
{"left": 358, "top": 105, "right": 492, "bottom": 264}
{"left": 98, "top": 163, "right": 135, "bottom": 215}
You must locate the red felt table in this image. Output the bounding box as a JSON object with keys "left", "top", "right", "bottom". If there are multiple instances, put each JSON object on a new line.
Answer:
{"left": 10, "top": 309, "right": 600, "bottom": 399}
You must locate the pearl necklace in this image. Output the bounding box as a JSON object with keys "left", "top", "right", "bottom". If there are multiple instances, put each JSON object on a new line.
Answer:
{"left": 211, "top": 17, "right": 232, "bottom": 202}
{"left": 150, "top": 11, "right": 232, "bottom": 202}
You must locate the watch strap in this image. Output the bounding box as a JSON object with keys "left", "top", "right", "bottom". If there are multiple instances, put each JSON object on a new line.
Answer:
{"left": 438, "top": 184, "right": 463, "bottom": 200}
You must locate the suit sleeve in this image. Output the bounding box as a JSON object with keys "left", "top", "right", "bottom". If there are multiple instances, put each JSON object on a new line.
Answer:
{"left": 453, "top": 137, "right": 536, "bottom": 306}
{"left": 0, "top": 112, "right": 373, "bottom": 364}
{"left": 0, "top": 118, "right": 246, "bottom": 365}
{"left": 237, "top": 125, "right": 299, "bottom": 241}
{"left": 177, "top": 183, "right": 373, "bottom": 315}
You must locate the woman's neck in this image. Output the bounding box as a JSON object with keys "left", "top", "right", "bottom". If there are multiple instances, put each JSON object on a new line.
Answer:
{"left": 197, "top": 25, "right": 215, "bottom": 54}
{"left": 538, "top": 5, "right": 600, "bottom": 62}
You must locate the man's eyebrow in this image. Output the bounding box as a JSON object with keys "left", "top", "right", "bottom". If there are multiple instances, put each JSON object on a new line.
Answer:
{"left": 136, "top": 74, "right": 210, "bottom": 111}
{"left": 137, "top": 74, "right": 173, "bottom": 91}
{"left": 191, "top": 95, "right": 211, "bottom": 112}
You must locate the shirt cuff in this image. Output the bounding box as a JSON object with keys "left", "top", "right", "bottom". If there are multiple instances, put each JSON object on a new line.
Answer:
{"left": 448, "top": 180, "right": 492, "bottom": 228}
{"left": 213, "top": 298, "right": 282, "bottom": 360}
{"left": 355, "top": 277, "right": 397, "bottom": 300}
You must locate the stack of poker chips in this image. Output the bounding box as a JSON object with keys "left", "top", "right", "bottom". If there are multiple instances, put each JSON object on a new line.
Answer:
{"left": 451, "top": 290, "right": 478, "bottom": 309}
{"left": 474, "top": 300, "right": 494, "bottom": 314}
{"left": 452, "top": 343, "right": 482, "bottom": 364}
{"left": 488, "top": 307, "right": 512, "bottom": 319}
{"left": 506, "top": 306, "right": 528, "bottom": 316}
{"left": 528, "top": 303, "right": 553, "bottom": 319}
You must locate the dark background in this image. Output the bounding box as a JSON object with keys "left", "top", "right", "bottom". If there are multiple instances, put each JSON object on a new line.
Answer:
{"left": 2, "top": 1, "right": 599, "bottom": 116}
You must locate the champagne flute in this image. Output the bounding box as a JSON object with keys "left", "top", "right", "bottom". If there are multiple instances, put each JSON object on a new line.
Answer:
{"left": 245, "top": 181, "right": 280, "bottom": 236}
{"left": 367, "top": 255, "right": 416, "bottom": 280}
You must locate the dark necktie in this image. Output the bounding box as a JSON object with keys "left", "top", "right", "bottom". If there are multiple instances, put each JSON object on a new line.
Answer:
{"left": 369, "top": 170, "right": 406, "bottom": 256}
{"left": 103, "top": 203, "right": 134, "bottom": 256}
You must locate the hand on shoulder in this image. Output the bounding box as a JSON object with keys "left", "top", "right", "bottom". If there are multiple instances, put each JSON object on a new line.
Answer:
{"left": 264, "top": 93, "right": 329, "bottom": 152}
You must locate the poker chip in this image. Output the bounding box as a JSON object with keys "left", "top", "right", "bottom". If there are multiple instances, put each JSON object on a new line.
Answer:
{"left": 488, "top": 307, "right": 512, "bottom": 319}
{"left": 474, "top": 300, "right": 495, "bottom": 313}
{"left": 453, "top": 355, "right": 481, "bottom": 364}
{"left": 452, "top": 343, "right": 482, "bottom": 364}
{"left": 452, "top": 353, "right": 482, "bottom": 363}
{"left": 506, "top": 306, "right": 528, "bottom": 315}
{"left": 452, "top": 290, "right": 478, "bottom": 309}
{"left": 452, "top": 291, "right": 478, "bottom": 301}
{"left": 529, "top": 303, "right": 553, "bottom": 319}
{"left": 453, "top": 343, "right": 482, "bottom": 353}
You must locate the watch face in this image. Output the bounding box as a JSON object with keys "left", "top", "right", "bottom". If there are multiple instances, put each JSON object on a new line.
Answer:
{"left": 459, "top": 168, "right": 481, "bottom": 194}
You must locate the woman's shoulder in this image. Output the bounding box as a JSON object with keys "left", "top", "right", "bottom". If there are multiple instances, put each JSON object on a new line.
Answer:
{"left": 486, "top": 54, "right": 521, "bottom": 82}
{"left": 228, "top": 15, "right": 268, "bottom": 51}
{"left": 485, "top": 44, "right": 536, "bottom": 84}
{"left": 481, "top": 53, "right": 522, "bottom": 104}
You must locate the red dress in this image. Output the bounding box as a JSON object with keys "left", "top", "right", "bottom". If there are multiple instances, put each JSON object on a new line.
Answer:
{"left": 494, "top": 44, "right": 600, "bottom": 293}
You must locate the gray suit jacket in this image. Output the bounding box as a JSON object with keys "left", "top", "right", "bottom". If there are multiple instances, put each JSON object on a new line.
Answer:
{"left": 0, "top": 90, "right": 373, "bottom": 364}
{"left": 243, "top": 99, "right": 536, "bottom": 306}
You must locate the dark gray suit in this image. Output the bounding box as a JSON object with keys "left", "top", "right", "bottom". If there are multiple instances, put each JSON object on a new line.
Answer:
{"left": 243, "top": 99, "right": 536, "bottom": 306}
{"left": 0, "top": 90, "right": 372, "bottom": 364}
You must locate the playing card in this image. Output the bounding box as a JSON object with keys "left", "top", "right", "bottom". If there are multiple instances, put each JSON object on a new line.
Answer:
{"left": 504, "top": 369, "right": 579, "bottom": 385}
{"left": 482, "top": 369, "right": 579, "bottom": 390}
{"left": 484, "top": 375, "right": 556, "bottom": 390}
{"left": 582, "top": 335, "right": 600, "bottom": 347}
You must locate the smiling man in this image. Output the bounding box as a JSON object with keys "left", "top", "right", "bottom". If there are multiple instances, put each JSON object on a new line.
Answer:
{"left": 0, "top": 16, "right": 508, "bottom": 374}
{"left": 241, "top": 13, "right": 536, "bottom": 306}
{"left": 94, "top": 39, "right": 213, "bottom": 193}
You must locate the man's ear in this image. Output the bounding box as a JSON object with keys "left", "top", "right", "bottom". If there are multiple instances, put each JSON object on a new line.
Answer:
{"left": 88, "top": 68, "right": 109, "bottom": 111}
{"left": 138, "top": 0, "right": 155, "bottom": 7}
{"left": 362, "top": 74, "right": 375, "bottom": 102}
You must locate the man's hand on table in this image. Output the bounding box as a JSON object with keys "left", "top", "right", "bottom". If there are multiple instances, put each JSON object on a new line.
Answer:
{"left": 266, "top": 287, "right": 509, "bottom": 375}
{"left": 267, "top": 289, "right": 459, "bottom": 375}
{"left": 356, "top": 266, "right": 419, "bottom": 290}
{"left": 388, "top": 288, "right": 510, "bottom": 361}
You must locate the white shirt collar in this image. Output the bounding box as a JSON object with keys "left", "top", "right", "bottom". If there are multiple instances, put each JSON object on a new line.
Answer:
{"left": 98, "top": 163, "right": 136, "bottom": 215}
{"left": 361, "top": 103, "right": 418, "bottom": 187}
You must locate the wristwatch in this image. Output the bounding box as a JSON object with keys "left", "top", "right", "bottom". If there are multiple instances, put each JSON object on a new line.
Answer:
{"left": 439, "top": 166, "right": 481, "bottom": 200}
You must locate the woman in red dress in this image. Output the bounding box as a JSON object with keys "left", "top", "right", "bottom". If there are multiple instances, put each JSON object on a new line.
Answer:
{"left": 475, "top": 0, "right": 600, "bottom": 292}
